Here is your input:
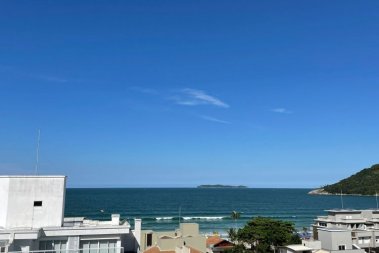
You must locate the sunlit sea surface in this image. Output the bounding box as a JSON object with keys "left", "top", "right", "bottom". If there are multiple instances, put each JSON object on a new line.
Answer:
{"left": 65, "top": 188, "right": 379, "bottom": 234}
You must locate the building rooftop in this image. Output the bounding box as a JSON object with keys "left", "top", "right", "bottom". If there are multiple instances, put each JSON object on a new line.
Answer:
{"left": 62, "top": 215, "right": 130, "bottom": 228}
{"left": 206, "top": 236, "right": 223, "bottom": 247}
{"left": 285, "top": 245, "right": 313, "bottom": 251}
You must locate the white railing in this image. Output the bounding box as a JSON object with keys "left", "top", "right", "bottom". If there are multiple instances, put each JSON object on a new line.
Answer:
{"left": 7, "top": 247, "right": 124, "bottom": 253}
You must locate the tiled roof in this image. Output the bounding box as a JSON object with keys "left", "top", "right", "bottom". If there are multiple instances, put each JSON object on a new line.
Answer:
{"left": 206, "top": 236, "right": 223, "bottom": 246}
{"left": 206, "top": 236, "right": 233, "bottom": 248}
{"left": 213, "top": 241, "right": 234, "bottom": 248}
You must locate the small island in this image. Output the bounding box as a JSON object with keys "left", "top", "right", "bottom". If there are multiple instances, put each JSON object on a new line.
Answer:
{"left": 197, "top": 184, "right": 248, "bottom": 189}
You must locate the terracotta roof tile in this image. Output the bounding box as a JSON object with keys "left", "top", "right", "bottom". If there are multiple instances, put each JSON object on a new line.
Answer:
{"left": 206, "top": 236, "right": 223, "bottom": 247}
{"left": 144, "top": 246, "right": 161, "bottom": 253}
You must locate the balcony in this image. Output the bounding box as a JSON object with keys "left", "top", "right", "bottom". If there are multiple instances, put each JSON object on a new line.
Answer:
{"left": 7, "top": 248, "right": 124, "bottom": 253}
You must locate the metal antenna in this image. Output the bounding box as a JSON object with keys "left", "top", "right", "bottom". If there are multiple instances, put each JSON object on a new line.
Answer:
{"left": 376, "top": 192, "right": 378, "bottom": 209}
{"left": 34, "top": 129, "right": 41, "bottom": 175}
{"left": 340, "top": 189, "right": 344, "bottom": 209}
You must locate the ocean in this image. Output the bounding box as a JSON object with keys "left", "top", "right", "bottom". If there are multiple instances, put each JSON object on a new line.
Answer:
{"left": 65, "top": 188, "right": 379, "bottom": 234}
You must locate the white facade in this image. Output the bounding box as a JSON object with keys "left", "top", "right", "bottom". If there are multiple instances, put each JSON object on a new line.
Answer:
{"left": 0, "top": 176, "right": 66, "bottom": 229}
{"left": 0, "top": 176, "right": 139, "bottom": 253}
{"left": 313, "top": 209, "right": 379, "bottom": 252}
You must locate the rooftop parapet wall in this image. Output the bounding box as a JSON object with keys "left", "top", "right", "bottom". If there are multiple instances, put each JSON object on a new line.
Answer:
{"left": 0, "top": 176, "right": 66, "bottom": 229}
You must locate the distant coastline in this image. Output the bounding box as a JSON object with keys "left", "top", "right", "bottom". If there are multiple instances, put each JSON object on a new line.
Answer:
{"left": 308, "top": 188, "right": 377, "bottom": 196}
{"left": 197, "top": 184, "right": 248, "bottom": 189}
{"left": 309, "top": 164, "right": 379, "bottom": 196}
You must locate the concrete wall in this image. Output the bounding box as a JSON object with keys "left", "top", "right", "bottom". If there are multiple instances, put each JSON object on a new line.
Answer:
{"left": 0, "top": 177, "right": 10, "bottom": 228}
{"left": 318, "top": 230, "right": 353, "bottom": 251}
{"left": 353, "top": 230, "right": 376, "bottom": 248}
{"left": 183, "top": 236, "right": 206, "bottom": 252}
{"left": 140, "top": 224, "right": 205, "bottom": 253}
{"left": 158, "top": 238, "right": 183, "bottom": 251}
{"left": 330, "top": 212, "right": 362, "bottom": 221}
{"left": 0, "top": 176, "right": 66, "bottom": 229}
{"left": 179, "top": 224, "right": 199, "bottom": 237}
{"left": 302, "top": 240, "right": 321, "bottom": 250}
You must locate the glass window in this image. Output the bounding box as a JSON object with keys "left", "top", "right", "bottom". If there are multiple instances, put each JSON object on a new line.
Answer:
{"left": 99, "top": 241, "right": 108, "bottom": 253}
{"left": 364, "top": 237, "right": 371, "bottom": 244}
{"left": 90, "top": 240, "right": 99, "bottom": 253}
{"left": 80, "top": 241, "right": 90, "bottom": 253}
{"left": 61, "top": 242, "right": 67, "bottom": 251}
{"left": 39, "top": 241, "right": 46, "bottom": 251}
{"left": 110, "top": 241, "right": 118, "bottom": 253}
{"left": 40, "top": 240, "right": 67, "bottom": 253}
{"left": 54, "top": 242, "right": 61, "bottom": 253}
{"left": 338, "top": 245, "right": 345, "bottom": 250}
{"left": 80, "top": 240, "right": 117, "bottom": 253}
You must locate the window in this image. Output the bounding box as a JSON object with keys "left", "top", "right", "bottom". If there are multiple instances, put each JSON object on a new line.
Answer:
{"left": 34, "top": 201, "right": 43, "bottom": 207}
{"left": 146, "top": 234, "right": 152, "bottom": 247}
{"left": 39, "top": 240, "right": 67, "bottom": 253}
{"left": 338, "top": 245, "right": 346, "bottom": 250}
{"left": 358, "top": 237, "right": 371, "bottom": 244}
{"left": 0, "top": 247, "right": 5, "bottom": 253}
{"left": 80, "top": 240, "right": 117, "bottom": 253}
{"left": 364, "top": 237, "right": 371, "bottom": 244}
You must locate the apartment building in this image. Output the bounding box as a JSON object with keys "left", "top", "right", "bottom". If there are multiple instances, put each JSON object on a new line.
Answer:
{"left": 0, "top": 176, "right": 139, "bottom": 253}
{"left": 313, "top": 209, "right": 379, "bottom": 252}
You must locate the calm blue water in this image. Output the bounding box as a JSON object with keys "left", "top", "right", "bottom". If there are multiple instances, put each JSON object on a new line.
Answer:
{"left": 65, "top": 188, "right": 379, "bottom": 234}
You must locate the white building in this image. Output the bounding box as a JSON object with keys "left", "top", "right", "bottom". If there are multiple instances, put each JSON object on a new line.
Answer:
{"left": 278, "top": 244, "right": 313, "bottom": 253}
{"left": 0, "top": 176, "right": 141, "bottom": 253}
{"left": 312, "top": 209, "right": 379, "bottom": 253}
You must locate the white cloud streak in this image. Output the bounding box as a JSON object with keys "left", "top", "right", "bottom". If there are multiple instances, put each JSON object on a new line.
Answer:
{"left": 271, "top": 108, "right": 293, "bottom": 114}
{"left": 129, "top": 86, "right": 158, "bottom": 95}
{"left": 172, "top": 88, "right": 229, "bottom": 108}
{"left": 35, "top": 75, "right": 68, "bottom": 83}
{"left": 0, "top": 66, "right": 69, "bottom": 83}
{"left": 200, "top": 115, "right": 231, "bottom": 124}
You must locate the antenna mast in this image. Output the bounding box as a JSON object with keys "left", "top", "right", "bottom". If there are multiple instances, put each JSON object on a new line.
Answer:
{"left": 340, "top": 190, "right": 344, "bottom": 209}
{"left": 376, "top": 192, "right": 378, "bottom": 209}
{"left": 34, "top": 129, "right": 41, "bottom": 175}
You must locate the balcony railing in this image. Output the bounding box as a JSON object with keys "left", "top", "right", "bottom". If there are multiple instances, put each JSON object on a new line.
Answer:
{"left": 7, "top": 247, "right": 124, "bottom": 253}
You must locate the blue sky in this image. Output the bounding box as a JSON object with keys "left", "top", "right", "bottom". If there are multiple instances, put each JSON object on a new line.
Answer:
{"left": 0, "top": 1, "right": 378, "bottom": 187}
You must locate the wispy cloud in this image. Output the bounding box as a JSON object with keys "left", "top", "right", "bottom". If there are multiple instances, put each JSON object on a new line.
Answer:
{"left": 270, "top": 108, "right": 293, "bottom": 114}
{"left": 129, "top": 86, "right": 158, "bottom": 95}
{"left": 200, "top": 115, "right": 231, "bottom": 124}
{"left": 0, "top": 66, "right": 69, "bottom": 83}
{"left": 171, "top": 88, "right": 229, "bottom": 108}
{"left": 34, "top": 74, "right": 68, "bottom": 83}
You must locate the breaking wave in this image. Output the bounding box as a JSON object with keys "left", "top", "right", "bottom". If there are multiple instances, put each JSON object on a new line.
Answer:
{"left": 155, "top": 217, "right": 174, "bottom": 220}
{"left": 182, "top": 216, "right": 225, "bottom": 220}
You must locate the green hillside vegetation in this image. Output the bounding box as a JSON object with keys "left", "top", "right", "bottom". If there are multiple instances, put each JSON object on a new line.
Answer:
{"left": 323, "top": 164, "right": 379, "bottom": 195}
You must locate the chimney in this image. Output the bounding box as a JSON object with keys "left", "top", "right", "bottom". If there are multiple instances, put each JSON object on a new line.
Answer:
{"left": 134, "top": 219, "right": 142, "bottom": 250}
{"left": 111, "top": 214, "right": 120, "bottom": 225}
